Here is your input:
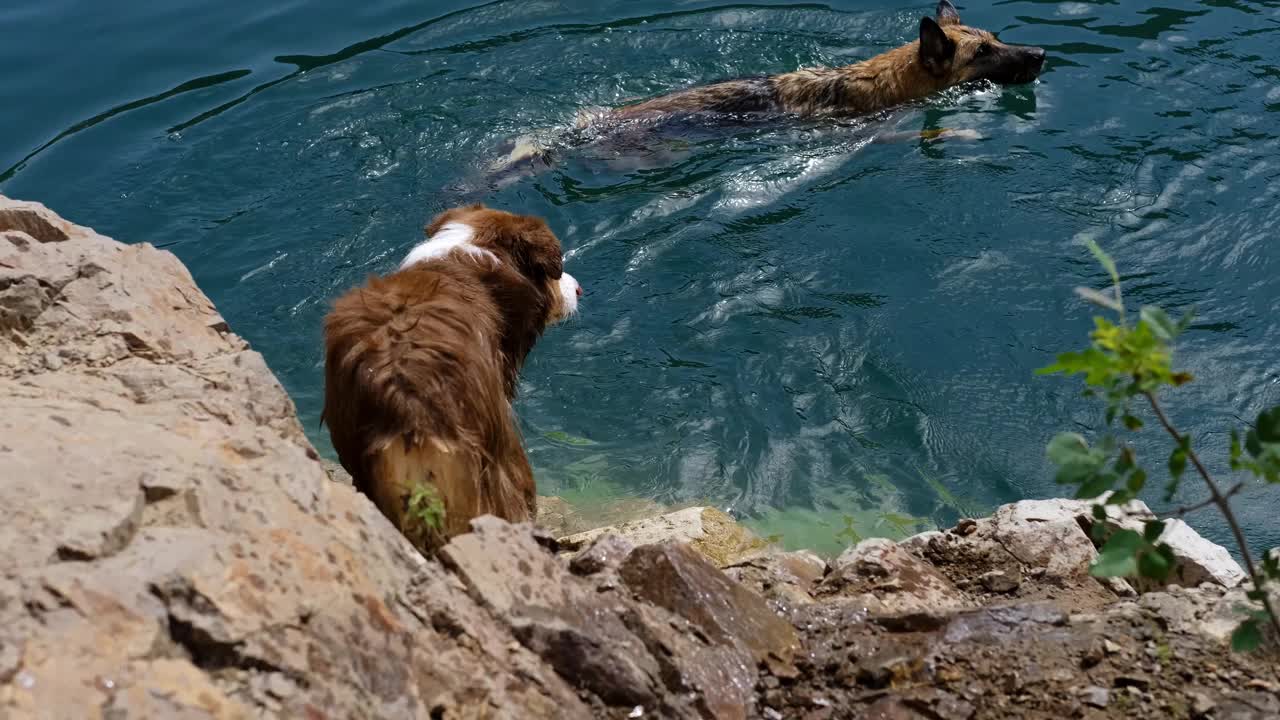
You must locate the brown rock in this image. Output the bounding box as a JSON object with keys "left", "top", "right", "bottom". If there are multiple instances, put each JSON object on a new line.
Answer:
{"left": 725, "top": 550, "right": 826, "bottom": 608}
{"left": 440, "top": 517, "right": 660, "bottom": 709}
{"left": 620, "top": 542, "right": 799, "bottom": 676}
{"left": 561, "top": 506, "right": 771, "bottom": 567}
{"left": 818, "top": 538, "right": 970, "bottom": 615}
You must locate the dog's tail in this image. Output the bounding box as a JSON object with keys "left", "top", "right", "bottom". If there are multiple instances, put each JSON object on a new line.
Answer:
{"left": 321, "top": 273, "right": 531, "bottom": 550}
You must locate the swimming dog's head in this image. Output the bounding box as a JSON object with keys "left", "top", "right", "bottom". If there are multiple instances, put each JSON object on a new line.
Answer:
{"left": 919, "top": 0, "right": 1046, "bottom": 86}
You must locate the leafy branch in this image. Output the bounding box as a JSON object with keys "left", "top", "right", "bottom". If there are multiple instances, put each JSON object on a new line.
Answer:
{"left": 1039, "top": 240, "right": 1280, "bottom": 651}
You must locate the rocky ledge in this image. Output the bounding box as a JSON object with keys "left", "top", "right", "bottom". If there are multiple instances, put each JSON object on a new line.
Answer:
{"left": 1, "top": 196, "right": 1277, "bottom": 719}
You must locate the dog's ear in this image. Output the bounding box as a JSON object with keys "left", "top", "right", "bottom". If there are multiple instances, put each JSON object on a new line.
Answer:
{"left": 919, "top": 17, "right": 956, "bottom": 73}
{"left": 935, "top": 0, "right": 962, "bottom": 27}
{"left": 484, "top": 214, "right": 564, "bottom": 281}
{"left": 425, "top": 203, "right": 485, "bottom": 237}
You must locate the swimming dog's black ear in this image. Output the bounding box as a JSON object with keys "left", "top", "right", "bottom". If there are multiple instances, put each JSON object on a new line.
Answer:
{"left": 919, "top": 17, "right": 956, "bottom": 74}
{"left": 936, "top": 0, "right": 962, "bottom": 27}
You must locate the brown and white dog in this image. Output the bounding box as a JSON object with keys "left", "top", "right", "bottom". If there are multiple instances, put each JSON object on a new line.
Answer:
{"left": 322, "top": 205, "right": 580, "bottom": 552}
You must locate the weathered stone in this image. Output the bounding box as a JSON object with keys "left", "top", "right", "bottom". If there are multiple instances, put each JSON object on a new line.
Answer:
{"left": 987, "top": 499, "right": 1099, "bottom": 578}
{"left": 1188, "top": 690, "right": 1216, "bottom": 718}
{"left": 1080, "top": 685, "right": 1111, "bottom": 708}
{"left": 724, "top": 550, "right": 826, "bottom": 608}
{"left": 569, "top": 533, "right": 636, "bottom": 576}
{"left": 561, "top": 507, "right": 771, "bottom": 567}
{"left": 942, "top": 603, "right": 1069, "bottom": 644}
{"left": 620, "top": 542, "right": 799, "bottom": 675}
{"left": 621, "top": 601, "right": 756, "bottom": 720}
{"left": 0, "top": 198, "right": 76, "bottom": 243}
{"left": 441, "top": 517, "right": 660, "bottom": 709}
{"left": 1142, "top": 519, "right": 1245, "bottom": 589}
{"left": 819, "top": 538, "right": 970, "bottom": 614}
{"left": 978, "top": 569, "right": 1021, "bottom": 594}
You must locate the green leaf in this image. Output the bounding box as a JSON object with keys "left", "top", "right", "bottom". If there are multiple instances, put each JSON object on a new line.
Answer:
{"left": 1230, "top": 430, "right": 1244, "bottom": 469}
{"left": 1257, "top": 407, "right": 1280, "bottom": 444}
{"left": 1264, "top": 551, "right": 1279, "bottom": 580}
{"left": 1048, "top": 433, "right": 1095, "bottom": 466}
{"left": 1091, "top": 529, "right": 1143, "bottom": 578}
{"left": 1169, "top": 446, "right": 1187, "bottom": 481}
{"left": 1092, "top": 504, "right": 1108, "bottom": 521}
{"left": 1140, "top": 306, "right": 1180, "bottom": 342}
{"left": 1122, "top": 414, "right": 1144, "bottom": 431}
{"left": 1076, "top": 471, "right": 1118, "bottom": 499}
{"left": 1137, "top": 544, "right": 1174, "bottom": 581}
{"left": 1175, "top": 309, "right": 1196, "bottom": 334}
{"left": 1105, "top": 489, "right": 1135, "bottom": 505}
{"left": 1126, "top": 468, "right": 1147, "bottom": 495}
{"left": 1231, "top": 619, "right": 1263, "bottom": 653}
{"left": 1143, "top": 520, "right": 1166, "bottom": 543}
{"left": 1085, "top": 238, "right": 1120, "bottom": 287}
{"left": 1246, "top": 429, "right": 1263, "bottom": 458}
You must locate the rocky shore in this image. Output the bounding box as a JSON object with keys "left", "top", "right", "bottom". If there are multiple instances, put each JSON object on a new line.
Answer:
{"left": 1, "top": 196, "right": 1276, "bottom": 719}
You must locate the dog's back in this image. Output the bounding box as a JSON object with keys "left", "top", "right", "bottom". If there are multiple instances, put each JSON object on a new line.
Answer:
{"left": 323, "top": 204, "right": 580, "bottom": 552}
{"left": 322, "top": 263, "right": 535, "bottom": 548}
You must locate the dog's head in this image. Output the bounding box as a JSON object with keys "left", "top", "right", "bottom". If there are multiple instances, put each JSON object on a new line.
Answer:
{"left": 425, "top": 204, "right": 581, "bottom": 326}
{"left": 918, "top": 0, "right": 1046, "bottom": 86}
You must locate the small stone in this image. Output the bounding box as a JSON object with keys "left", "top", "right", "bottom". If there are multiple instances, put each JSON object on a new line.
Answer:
{"left": 1080, "top": 643, "right": 1104, "bottom": 669}
{"left": 1103, "top": 639, "right": 1123, "bottom": 655}
{"left": 763, "top": 708, "right": 784, "bottom": 720}
{"left": 1245, "top": 679, "right": 1277, "bottom": 692}
{"left": 1188, "top": 691, "right": 1215, "bottom": 718}
{"left": 628, "top": 706, "right": 644, "bottom": 718}
{"left": 954, "top": 518, "right": 978, "bottom": 536}
{"left": 1080, "top": 686, "right": 1110, "bottom": 708}
{"left": 568, "top": 533, "right": 634, "bottom": 576}
{"left": 267, "top": 673, "right": 294, "bottom": 699}
{"left": 978, "top": 569, "right": 1021, "bottom": 594}
{"left": 1114, "top": 675, "right": 1151, "bottom": 690}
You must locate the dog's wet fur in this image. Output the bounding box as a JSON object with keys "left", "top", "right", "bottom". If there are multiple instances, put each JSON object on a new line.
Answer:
{"left": 613, "top": 0, "right": 1044, "bottom": 121}
{"left": 489, "top": 1, "right": 1044, "bottom": 182}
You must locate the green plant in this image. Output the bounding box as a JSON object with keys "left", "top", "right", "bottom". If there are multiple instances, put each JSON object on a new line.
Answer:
{"left": 1038, "top": 239, "right": 1280, "bottom": 651}
{"left": 406, "top": 483, "right": 446, "bottom": 544}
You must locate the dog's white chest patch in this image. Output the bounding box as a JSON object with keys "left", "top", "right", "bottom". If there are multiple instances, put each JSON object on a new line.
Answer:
{"left": 400, "top": 222, "right": 498, "bottom": 270}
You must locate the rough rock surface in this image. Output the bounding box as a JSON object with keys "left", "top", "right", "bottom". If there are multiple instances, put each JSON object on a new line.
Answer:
{"left": 2, "top": 196, "right": 1277, "bottom": 720}
{"left": 560, "top": 506, "right": 773, "bottom": 566}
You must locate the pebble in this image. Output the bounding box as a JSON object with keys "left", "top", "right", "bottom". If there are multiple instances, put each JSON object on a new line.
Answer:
{"left": 1187, "top": 691, "right": 1215, "bottom": 718}
{"left": 1080, "top": 686, "right": 1111, "bottom": 708}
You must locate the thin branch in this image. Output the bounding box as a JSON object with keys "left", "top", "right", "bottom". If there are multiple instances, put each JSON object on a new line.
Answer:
{"left": 1144, "top": 392, "right": 1280, "bottom": 640}
{"left": 1172, "top": 481, "right": 1246, "bottom": 518}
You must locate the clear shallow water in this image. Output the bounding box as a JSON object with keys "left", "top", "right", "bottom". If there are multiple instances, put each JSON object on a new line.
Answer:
{"left": 4, "top": 0, "right": 1278, "bottom": 556}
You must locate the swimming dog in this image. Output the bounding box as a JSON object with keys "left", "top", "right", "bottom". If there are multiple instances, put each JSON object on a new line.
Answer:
{"left": 610, "top": 0, "right": 1045, "bottom": 121}
{"left": 323, "top": 205, "right": 581, "bottom": 552}
{"left": 493, "top": 1, "right": 1044, "bottom": 177}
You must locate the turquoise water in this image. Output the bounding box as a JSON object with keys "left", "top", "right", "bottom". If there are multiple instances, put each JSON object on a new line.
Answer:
{"left": 3, "top": 0, "right": 1278, "bottom": 556}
